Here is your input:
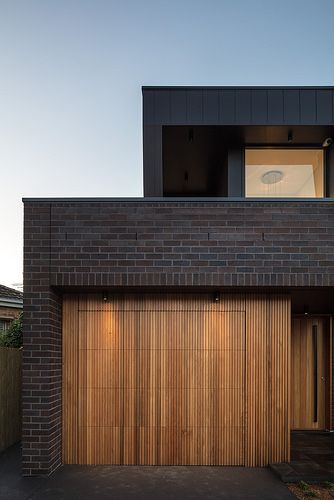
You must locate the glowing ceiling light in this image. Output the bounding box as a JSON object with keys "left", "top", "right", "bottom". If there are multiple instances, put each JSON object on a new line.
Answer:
{"left": 261, "top": 170, "right": 284, "bottom": 185}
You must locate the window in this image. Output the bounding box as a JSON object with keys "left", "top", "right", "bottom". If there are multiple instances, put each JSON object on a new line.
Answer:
{"left": 0, "top": 318, "right": 11, "bottom": 331}
{"left": 245, "top": 149, "right": 324, "bottom": 198}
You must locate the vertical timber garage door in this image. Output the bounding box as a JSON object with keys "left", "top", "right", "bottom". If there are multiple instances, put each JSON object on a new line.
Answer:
{"left": 63, "top": 294, "right": 291, "bottom": 466}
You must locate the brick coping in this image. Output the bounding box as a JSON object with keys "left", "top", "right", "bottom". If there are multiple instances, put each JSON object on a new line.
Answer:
{"left": 22, "top": 197, "right": 334, "bottom": 203}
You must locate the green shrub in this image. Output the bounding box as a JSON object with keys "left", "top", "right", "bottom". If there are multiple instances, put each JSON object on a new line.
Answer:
{"left": 304, "top": 491, "right": 319, "bottom": 498}
{"left": 0, "top": 312, "right": 22, "bottom": 348}
{"left": 298, "top": 481, "right": 310, "bottom": 492}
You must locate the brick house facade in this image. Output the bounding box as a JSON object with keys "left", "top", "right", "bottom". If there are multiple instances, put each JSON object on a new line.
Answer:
{"left": 23, "top": 87, "right": 334, "bottom": 475}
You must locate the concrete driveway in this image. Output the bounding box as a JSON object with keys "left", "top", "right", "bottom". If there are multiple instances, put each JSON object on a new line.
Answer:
{"left": 0, "top": 444, "right": 295, "bottom": 500}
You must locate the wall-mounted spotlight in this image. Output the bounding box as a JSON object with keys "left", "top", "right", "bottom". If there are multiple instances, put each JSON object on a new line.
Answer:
{"left": 188, "top": 128, "right": 194, "bottom": 143}
{"left": 288, "top": 130, "right": 293, "bottom": 143}
{"left": 214, "top": 291, "right": 220, "bottom": 302}
{"left": 103, "top": 291, "right": 108, "bottom": 302}
{"left": 322, "top": 137, "right": 333, "bottom": 148}
{"left": 303, "top": 305, "right": 309, "bottom": 316}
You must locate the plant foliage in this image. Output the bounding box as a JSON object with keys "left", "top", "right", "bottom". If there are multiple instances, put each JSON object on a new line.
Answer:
{"left": 0, "top": 312, "right": 22, "bottom": 348}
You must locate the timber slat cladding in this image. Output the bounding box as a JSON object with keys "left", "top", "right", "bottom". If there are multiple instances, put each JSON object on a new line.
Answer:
{"left": 63, "top": 293, "right": 290, "bottom": 466}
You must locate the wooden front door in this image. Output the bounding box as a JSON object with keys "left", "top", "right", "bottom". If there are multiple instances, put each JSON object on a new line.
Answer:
{"left": 291, "top": 317, "right": 329, "bottom": 430}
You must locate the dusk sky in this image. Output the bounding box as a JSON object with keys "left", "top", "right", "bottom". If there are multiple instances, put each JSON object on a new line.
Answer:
{"left": 1, "top": 0, "right": 334, "bottom": 287}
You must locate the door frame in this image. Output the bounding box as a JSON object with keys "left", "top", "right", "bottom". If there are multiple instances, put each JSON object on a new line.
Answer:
{"left": 291, "top": 314, "right": 333, "bottom": 431}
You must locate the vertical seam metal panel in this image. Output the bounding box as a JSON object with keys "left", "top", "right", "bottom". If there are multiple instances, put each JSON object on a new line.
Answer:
{"left": 144, "top": 87, "right": 334, "bottom": 125}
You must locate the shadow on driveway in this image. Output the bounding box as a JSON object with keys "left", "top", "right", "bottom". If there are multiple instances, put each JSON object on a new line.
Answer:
{"left": 0, "top": 444, "right": 295, "bottom": 499}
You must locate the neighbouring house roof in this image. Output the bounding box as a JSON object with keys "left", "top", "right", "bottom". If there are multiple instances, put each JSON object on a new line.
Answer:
{"left": 0, "top": 284, "right": 23, "bottom": 308}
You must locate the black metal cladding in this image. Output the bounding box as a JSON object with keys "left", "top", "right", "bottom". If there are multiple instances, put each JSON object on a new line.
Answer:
{"left": 142, "top": 87, "right": 334, "bottom": 126}
{"left": 142, "top": 87, "right": 334, "bottom": 197}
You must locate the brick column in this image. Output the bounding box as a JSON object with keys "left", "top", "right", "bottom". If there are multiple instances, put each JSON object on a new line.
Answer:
{"left": 22, "top": 203, "right": 62, "bottom": 475}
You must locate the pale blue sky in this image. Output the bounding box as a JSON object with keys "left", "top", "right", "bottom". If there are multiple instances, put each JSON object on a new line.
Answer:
{"left": 1, "top": 0, "right": 334, "bottom": 287}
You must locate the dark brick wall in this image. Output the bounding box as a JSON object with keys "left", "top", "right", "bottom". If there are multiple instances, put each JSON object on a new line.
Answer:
{"left": 46, "top": 201, "right": 334, "bottom": 287}
{"left": 23, "top": 204, "right": 62, "bottom": 476}
{"left": 23, "top": 199, "right": 334, "bottom": 475}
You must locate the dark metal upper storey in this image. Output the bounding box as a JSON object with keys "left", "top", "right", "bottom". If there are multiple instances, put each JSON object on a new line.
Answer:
{"left": 142, "top": 86, "right": 334, "bottom": 126}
